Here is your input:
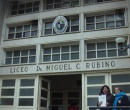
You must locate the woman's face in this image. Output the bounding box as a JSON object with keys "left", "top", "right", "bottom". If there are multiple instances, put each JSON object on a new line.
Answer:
{"left": 114, "top": 87, "right": 120, "bottom": 94}
{"left": 103, "top": 87, "right": 109, "bottom": 94}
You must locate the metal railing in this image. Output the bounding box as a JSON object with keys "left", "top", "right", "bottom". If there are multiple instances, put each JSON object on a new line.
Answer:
{"left": 89, "top": 106, "right": 130, "bottom": 110}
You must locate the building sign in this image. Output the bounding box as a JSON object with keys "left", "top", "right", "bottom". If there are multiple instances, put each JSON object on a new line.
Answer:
{"left": 53, "top": 16, "right": 68, "bottom": 34}
{"left": 0, "top": 58, "right": 130, "bottom": 75}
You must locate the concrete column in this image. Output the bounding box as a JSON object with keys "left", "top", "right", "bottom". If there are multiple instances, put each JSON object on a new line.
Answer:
{"left": 0, "top": 0, "right": 7, "bottom": 66}
{"left": 36, "top": 43, "right": 41, "bottom": 64}
{"left": 80, "top": 39, "right": 85, "bottom": 62}
{"left": 82, "top": 73, "right": 85, "bottom": 110}
{"left": 79, "top": 12, "right": 84, "bottom": 33}
{"left": 38, "top": 18, "right": 43, "bottom": 37}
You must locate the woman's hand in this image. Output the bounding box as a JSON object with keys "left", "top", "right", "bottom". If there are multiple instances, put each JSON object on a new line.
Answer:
{"left": 98, "top": 101, "right": 102, "bottom": 106}
{"left": 118, "top": 100, "right": 121, "bottom": 103}
{"left": 106, "top": 102, "right": 109, "bottom": 106}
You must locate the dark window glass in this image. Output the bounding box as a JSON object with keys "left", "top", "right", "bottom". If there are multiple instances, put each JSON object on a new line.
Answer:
{"left": 1, "top": 89, "right": 14, "bottom": 96}
{"left": 71, "top": 45, "right": 79, "bottom": 51}
{"left": 11, "top": 11, "right": 17, "bottom": 15}
{"left": 6, "top": 58, "right": 12, "bottom": 64}
{"left": 87, "top": 76, "right": 105, "bottom": 84}
{"left": 52, "top": 99, "right": 63, "bottom": 105}
{"left": 26, "top": 2, "right": 33, "bottom": 8}
{"left": 97, "top": 51, "right": 106, "bottom": 58}
{"left": 61, "top": 54, "right": 69, "bottom": 60}
{"left": 6, "top": 51, "right": 12, "bottom": 57}
{"left": 19, "top": 4, "right": 25, "bottom": 9}
{"left": 68, "top": 92, "right": 79, "bottom": 98}
{"left": 20, "top": 79, "right": 34, "bottom": 86}
{"left": 14, "top": 51, "right": 20, "bottom": 56}
{"left": 42, "top": 80, "right": 48, "bottom": 89}
{"left": 87, "top": 87, "right": 101, "bottom": 95}
{"left": 21, "top": 57, "right": 28, "bottom": 63}
{"left": 0, "top": 98, "right": 14, "bottom": 105}
{"left": 112, "top": 74, "right": 130, "bottom": 83}
{"left": 87, "top": 51, "right": 96, "bottom": 58}
{"left": 2, "top": 79, "right": 15, "bottom": 87}
{"left": 30, "top": 49, "right": 36, "bottom": 55}
{"left": 34, "top": 1, "right": 40, "bottom": 6}
{"left": 52, "top": 92, "right": 63, "bottom": 98}
{"left": 20, "top": 88, "right": 34, "bottom": 96}
{"left": 88, "top": 98, "right": 98, "bottom": 106}
{"left": 44, "top": 48, "right": 51, "bottom": 54}
{"left": 68, "top": 99, "right": 79, "bottom": 105}
{"left": 87, "top": 43, "right": 95, "bottom": 50}
{"left": 97, "top": 42, "right": 106, "bottom": 49}
{"left": 29, "top": 56, "right": 35, "bottom": 63}
{"left": 18, "top": 10, "right": 24, "bottom": 14}
{"left": 12, "top": 5, "right": 18, "bottom": 10}
{"left": 19, "top": 98, "right": 33, "bottom": 106}
{"left": 41, "top": 90, "right": 48, "bottom": 98}
{"left": 41, "top": 99, "right": 47, "bottom": 107}
{"left": 71, "top": 53, "right": 79, "bottom": 59}
{"left": 8, "top": 34, "right": 15, "bottom": 39}
{"left": 86, "top": 17, "right": 94, "bottom": 23}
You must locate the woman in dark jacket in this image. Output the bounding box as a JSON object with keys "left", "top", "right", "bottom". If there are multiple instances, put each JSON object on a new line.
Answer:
{"left": 113, "top": 87, "right": 130, "bottom": 110}
{"left": 98, "top": 85, "right": 114, "bottom": 107}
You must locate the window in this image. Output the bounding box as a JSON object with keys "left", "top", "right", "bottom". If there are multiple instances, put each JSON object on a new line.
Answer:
{"left": 44, "top": 16, "right": 79, "bottom": 35}
{"left": 19, "top": 79, "right": 35, "bottom": 106}
{"left": 5, "top": 48, "right": 36, "bottom": 65}
{"left": 111, "top": 73, "right": 130, "bottom": 98}
{"left": 67, "top": 92, "right": 80, "bottom": 110}
{"left": 51, "top": 91, "right": 81, "bottom": 110}
{"left": 10, "top": 1, "right": 39, "bottom": 16}
{"left": 86, "top": 40, "right": 127, "bottom": 59}
{"left": 44, "top": 0, "right": 79, "bottom": 10}
{"left": 51, "top": 92, "right": 63, "bottom": 110}
{"left": 0, "top": 78, "right": 36, "bottom": 107}
{"left": 0, "top": 79, "right": 15, "bottom": 105}
{"left": 85, "top": 74, "right": 107, "bottom": 106}
{"left": 84, "top": 0, "right": 116, "bottom": 4}
{"left": 8, "top": 21, "right": 38, "bottom": 39}
{"left": 86, "top": 10, "right": 125, "bottom": 30}
{"left": 43, "top": 45, "right": 79, "bottom": 62}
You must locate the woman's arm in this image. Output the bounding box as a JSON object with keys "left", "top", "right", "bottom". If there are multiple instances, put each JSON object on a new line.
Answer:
{"left": 118, "top": 96, "right": 130, "bottom": 106}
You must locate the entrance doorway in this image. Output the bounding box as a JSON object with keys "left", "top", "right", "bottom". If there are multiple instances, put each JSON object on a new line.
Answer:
{"left": 39, "top": 74, "right": 82, "bottom": 110}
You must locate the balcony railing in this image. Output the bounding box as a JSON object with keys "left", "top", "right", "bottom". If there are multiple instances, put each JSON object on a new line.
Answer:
{"left": 89, "top": 106, "right": 130, "bottom": 110}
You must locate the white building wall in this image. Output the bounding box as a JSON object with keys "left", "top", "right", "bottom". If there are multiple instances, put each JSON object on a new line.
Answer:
{"left": 0, "top": 0, "right": 130, "bottom": 110}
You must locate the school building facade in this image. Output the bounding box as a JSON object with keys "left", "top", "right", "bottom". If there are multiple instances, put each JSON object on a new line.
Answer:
{"left": 0, "top": 0, "right": 130, "bottom": 110}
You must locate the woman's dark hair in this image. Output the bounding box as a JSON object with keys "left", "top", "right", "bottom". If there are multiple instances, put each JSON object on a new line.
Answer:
{"left": 99, "top": 85, "right": 110, "bottom": 95}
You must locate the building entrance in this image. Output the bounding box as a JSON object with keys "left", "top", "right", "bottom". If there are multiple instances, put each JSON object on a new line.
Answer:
{"left": 41, "top": 74, "right": 82, "bottom": 110}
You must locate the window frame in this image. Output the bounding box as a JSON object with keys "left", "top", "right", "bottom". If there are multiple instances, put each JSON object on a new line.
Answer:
{"left": 9, "top": 0, "right": 40, "bottom": 16}
{"left": 84, "top": 0, "right": 124, "bottom": 5}
{"left": 42, "top": 43, "right": 80, "bottom": 62}
{"left": 7, "top": 21, "right": 38, "bottom": 40}
{"left": 44, "top": 0, "right": 80, "bottom": 10}
{"left": 4, "top": 46, "right": 36, "bottom": 65}
{"left": 85, "top": 9, "right": 126, "bottom": 31}
{"left": 85, "top": 38, "right": 128, "bottom": 59}
{"left": 0, "top": 77, "right": 37, "bottom": 109}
